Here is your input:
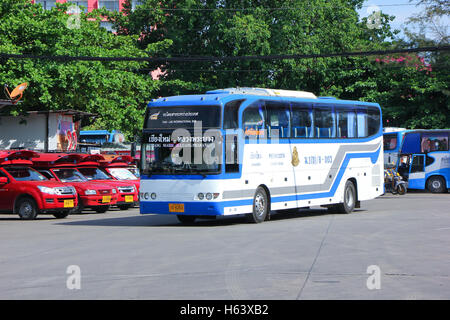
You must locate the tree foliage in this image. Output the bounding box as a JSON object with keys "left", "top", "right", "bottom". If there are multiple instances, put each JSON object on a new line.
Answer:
{"left": 0, "top": 0, "right": 174, "bottom": 138}
{"left": 0, "top": 0, "right": 448, "bottom": 137}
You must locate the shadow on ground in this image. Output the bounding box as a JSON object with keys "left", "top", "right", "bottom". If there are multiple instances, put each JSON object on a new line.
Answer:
{"left": 53, "top": 207, "right": 366, "bottom": 228}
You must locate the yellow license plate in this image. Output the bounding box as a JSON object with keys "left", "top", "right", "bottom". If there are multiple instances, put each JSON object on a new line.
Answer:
{"left": 169, "top": 203, "right": 184, "bottom": 213}
{"left": 64, "top": 200, "right": 74, "bottom": 208}
{"left": 102, "top": 196, "right": 111, "bottom": 203}
{"left": 125, "top": 195, "right": 134, "bottom": 203}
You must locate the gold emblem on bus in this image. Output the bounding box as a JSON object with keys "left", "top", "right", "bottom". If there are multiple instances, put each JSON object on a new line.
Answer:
{"left": 291, "top": 147, "right": 299, "bottom": 167}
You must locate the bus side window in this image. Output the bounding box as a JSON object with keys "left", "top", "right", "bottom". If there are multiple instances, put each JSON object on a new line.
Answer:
{"left": 368, "top": 107, "right": 381, "bottom": 136}
{"left": 314, "top": 107, "right": 336, "bottom": 138}
{"left": 265, "top": 100, "right": 290, "bottom": 138}
{"left": 337, "top": 107, "right": 357, "bottom": 139}
{"left": 357, "top": 108, "right": 368, "bottom": 138}
{"left": 242, "top": 101, "right": 266, "bottom": 137}
{"left": 291, "top": 103, "right": 313, "bottom": 138}
{"left": 223, "top": 99, "right": 244, "bottom": 129}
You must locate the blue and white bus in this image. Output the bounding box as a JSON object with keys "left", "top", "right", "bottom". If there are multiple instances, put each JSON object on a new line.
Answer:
{"left": 383, "top": 128, "right": 409, "bottom": 166}
{"left": 397, "top": 129, "right": 450, "bottom": 193}
{"left": 139, "top": 88, "right": 384, "bottom": 224}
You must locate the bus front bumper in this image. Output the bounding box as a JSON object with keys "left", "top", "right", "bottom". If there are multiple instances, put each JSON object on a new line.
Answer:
{"left": 140, "top": 201, "right": 225, "bottom": 216}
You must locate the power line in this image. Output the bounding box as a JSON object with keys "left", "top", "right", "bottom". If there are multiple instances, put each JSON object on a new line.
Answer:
{"left": 129, "top": 3, "right": 423, "bottom": 11}
{"left": 1, "top": 46, "right": 448, "bottom": 63}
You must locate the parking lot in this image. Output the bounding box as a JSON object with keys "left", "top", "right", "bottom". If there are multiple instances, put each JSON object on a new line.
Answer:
{"left": 0, "top": 192, "right": 449, "bottom": 300}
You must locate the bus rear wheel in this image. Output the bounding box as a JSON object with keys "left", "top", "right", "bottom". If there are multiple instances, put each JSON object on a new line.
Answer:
{"left": 247, "top": 187, "right": 269, "bottom": 223}
{"left": 335, "top": 180, "right": 356, "bottom": 214}
{"left": 427, "top": 176, "right": 446, "bottom": 193}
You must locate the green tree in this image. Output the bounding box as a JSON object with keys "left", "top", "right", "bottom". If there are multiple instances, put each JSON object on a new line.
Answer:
{"left": 0, "top": 0, "right": 176, "bottom": 138}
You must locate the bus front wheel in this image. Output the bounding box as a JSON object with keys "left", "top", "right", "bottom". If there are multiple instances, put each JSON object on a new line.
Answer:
{"left": 247, "top": 187, "right": 269, "bottom": 223}
{"left": 335, "top": 180, "right": 356, "bottom": 214}
{"left": 427, "top": 176, "right": 446, "bottom": 193}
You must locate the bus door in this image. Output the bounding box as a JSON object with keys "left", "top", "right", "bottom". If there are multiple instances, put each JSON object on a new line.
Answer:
{"left": 408, "top": 154, "right": 426, "bottom": 189}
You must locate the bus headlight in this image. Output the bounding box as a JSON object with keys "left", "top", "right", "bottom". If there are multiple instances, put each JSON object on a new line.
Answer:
{"left": 151, "top": 193, "right": 157, "bottom": 200}
{"left": 197, "top": 193, "right": 204, "bottom": 200}
{"left": 205, "top": 193, "right": 213, "bottom": 200}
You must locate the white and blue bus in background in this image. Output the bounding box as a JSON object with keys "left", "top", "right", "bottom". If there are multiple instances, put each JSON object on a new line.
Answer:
{"left": 383, "top": 128, "right": 409, "bottom": 166}
{"left": 397, "top": 129, "right": 450, "bottom": 193}
{"left": 139, "top": 88, "right": 384, "bottom": 224}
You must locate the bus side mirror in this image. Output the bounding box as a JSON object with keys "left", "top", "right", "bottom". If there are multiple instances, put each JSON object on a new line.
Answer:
{"left": 0, "top": 177, "right": 8, "bottom": 184}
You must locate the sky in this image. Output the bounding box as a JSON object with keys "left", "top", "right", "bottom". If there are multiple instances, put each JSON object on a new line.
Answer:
{"left": 357, "top": 0, "right": 449, "bottom": 40}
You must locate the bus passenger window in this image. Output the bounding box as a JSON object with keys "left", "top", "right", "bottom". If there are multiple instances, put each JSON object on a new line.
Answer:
{"left": 368, "top": 108, "right": 380, "bottom": 136}
{"left": 243, "top": 102, "right": 265, "bottom": 136}
{"left": 314, "top": 108, "right": 336, "bottom": 138}
{"left": 265, "top": 101, "right": 290, "bottom": 138}
{"left": 357, "top": 109, "right": 368, "bottom": 138}
{"left": 337, "top": 108, "right": 357, "bottom": 138}
{"left": 291, "top": 103, "right": 313, "bottom": 138}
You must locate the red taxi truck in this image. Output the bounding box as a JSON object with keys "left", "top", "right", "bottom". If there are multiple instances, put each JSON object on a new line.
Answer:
{"left": 77, "top": 154, "right": 138, "bottom": 210}
{"left": 31, "top": 153, "right": 118, "bottom": 213}
{"left": 99, "top": 155, "right": 140, "bottom": 192}
{"left": 0, "top": 150, "right": 78, "bottom": 219}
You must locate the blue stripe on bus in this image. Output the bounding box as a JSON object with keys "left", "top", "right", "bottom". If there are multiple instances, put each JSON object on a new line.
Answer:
{"left": 140, "top": 146, "right": 381, "bottom": 216}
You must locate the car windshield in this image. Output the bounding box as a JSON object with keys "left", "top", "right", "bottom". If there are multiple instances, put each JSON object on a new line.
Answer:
{"left": 78, "top": 167, "right": 112, "bottom": 180}
{"left": 107, "top": 168, "right": 138, "bottom": 180}
{"left": 5, "top": 167, "right": 48, "bottom": 181}
{"left": 52, "top": 168, "right": 87, "bottom": 182}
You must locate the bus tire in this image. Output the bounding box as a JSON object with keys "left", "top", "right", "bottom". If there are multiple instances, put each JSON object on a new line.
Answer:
{"left": 16, "top": 197, "right": 38, "bottom": 220}
{"left": 177, "top": 215, "right": 196, "bottom": 224}
{"left": 335, "top": 180, "right": 356, "bottom": 214}
{"left": 427, "top": 176, "right": 446, "bottom": 193}
{"left": 247, "top": 186, "right": 269, "bottom": 223}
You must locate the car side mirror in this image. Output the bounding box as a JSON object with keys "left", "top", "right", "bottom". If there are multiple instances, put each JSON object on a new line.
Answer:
{"left": 0, "top": 177, "right": 8, "bottom": 184}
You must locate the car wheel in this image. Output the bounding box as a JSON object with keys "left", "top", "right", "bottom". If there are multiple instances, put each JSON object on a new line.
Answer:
{"left": 95, "top": 206, "right": 109, "bottom": 213}
{"left": 53, "top": 211, "right": 70, "bottom": 219}
{"left": 16, "top": 197, "right": 38, "bottom": 220}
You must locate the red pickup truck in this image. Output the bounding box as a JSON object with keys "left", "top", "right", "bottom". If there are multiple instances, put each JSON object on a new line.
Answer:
{"left": 77, "top": 154, "right": 139, "bottom": 210}
{"left": 31, "top": 153, "right": 118, "bottom": 213}
{"left": 99, "top": 155, "right": 140, "bottom": 192}
{"left": 0, "top": 150, "right": 78, "bottom": 220}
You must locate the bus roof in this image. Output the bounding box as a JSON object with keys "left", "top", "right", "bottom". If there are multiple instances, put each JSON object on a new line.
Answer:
{"left": 148, "top": 87, "right": 380, "bottom": 108}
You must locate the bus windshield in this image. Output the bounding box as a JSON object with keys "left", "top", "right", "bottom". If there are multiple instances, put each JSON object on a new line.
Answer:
{"left": 142, "top": 105, "right": 222, "bottom": 175}
{"left": 140, "top": 131, "right": 221, "bottom": 175}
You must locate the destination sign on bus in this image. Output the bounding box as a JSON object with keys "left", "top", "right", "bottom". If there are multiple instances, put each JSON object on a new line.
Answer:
{"left": 146, "top": 106, "right": 221, "bottom": 129}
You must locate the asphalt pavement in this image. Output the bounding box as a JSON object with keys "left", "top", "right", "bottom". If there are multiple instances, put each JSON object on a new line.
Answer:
{"left": 0, "top": 192, "right": 449, "bottom": 300}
